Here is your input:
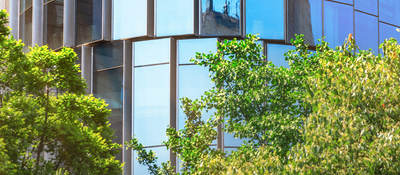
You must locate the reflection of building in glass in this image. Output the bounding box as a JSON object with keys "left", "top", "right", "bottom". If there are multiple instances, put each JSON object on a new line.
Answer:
{"left": 2, "top": 0, "right": 400, "bottom": 174}
{"left": 201, "top": 0, "right": 240, "bottom": 35}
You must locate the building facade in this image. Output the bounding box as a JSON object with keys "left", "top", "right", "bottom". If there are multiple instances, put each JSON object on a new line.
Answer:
{"left": 1, "top": 0, "right": 400, "bottom": 174}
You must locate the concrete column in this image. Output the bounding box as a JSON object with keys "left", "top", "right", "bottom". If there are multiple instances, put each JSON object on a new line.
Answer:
{"left": 122, "top": 40, "right": 132, "bottom": 175}
{"left": 9, "top": 0, "right": 18, "bottom": 38}
{"left": 64, "top": 0, "right": 75, "bottom": 47}
{"left": 32, "top": 0, "right": 43, "bottom": 46}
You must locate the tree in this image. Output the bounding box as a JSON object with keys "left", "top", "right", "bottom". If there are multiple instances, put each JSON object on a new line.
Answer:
{"left": 130, "top": 31, "right": 400, "bottom": 174}
{"left": 0, "top": 10, "right": 122, "bottom": 174}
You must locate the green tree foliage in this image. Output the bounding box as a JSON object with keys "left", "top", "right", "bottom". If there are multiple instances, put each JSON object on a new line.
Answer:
{"left": 0, "top": 10, "right": 122, "bottom": 174}
{"left": 131, "top": 31, "right": 400, "bottom": 174}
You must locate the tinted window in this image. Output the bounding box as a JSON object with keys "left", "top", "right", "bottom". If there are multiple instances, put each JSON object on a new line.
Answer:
{"left": 247, "top": 0, "right": 284, "bottom": 40}
{"left": 19, "top": 6, "right": 32, "bottom": 50}
{"left": 324, "top": 1, "right": 353, "bottom": 47}
{"left": 134, "top": 38, "right": 170, "bottom": 66}
{"left": 178, "top": 38, "right": 217, "bottom": 64}
{"left": 379, "top": 22, "right": 400, "bottom": 44}
{"left": 355, "top": 11, "right": 378, "bottom": 53}
{"left": 134, "top": 65, "right": 170, "bottom": 146}
{"left": 76, "top": 0, "right": 102, "bottom": 45}
{"left": 44, "top": 0, "right": 63, "bottom": 49}
{"left": 267, "top": 44, "right": 295, "bottom": 68}
{"left": 335, "top": 0, "right": 352, "bottom": 5}
{"left": 93, "top": 41, "right": 123, "bottom": 70}
{"left": 200, "top": 0, "right": 241, "bottom": 36}
{"left": 113, "top": 0, "right": 148, "bottom": 39}
{"left": 288, "top": 0, "right": 322, "bottom": 45}
{"left": 156, "top": 0, "right": 194, "bottom": 36}
{"left": 355, "top": 0, "right": 377, "bottom": 15}
{"left": 379, "top": 0, "right": 400, "bottom": 26}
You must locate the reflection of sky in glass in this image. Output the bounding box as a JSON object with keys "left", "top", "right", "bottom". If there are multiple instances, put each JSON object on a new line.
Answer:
{"left": 310, "top": 0, "right": 322, "bottom": 44}
{"left": 113, "top": 0, "right": 147, "bottom": 39}
{"left": 134, "top": 147, "right": 169, "bottom": 175}
{"left": 134, "top": 38, "right": 170, "bottom": 66}
{"left": 267, "top": 44, "right": 295, "bottom": 68}
{"left": 334, "top": 0, "right": 353, "bottom": 5}
{"left": 355, "top": 0, "right": 377, "bottom": 15}
{"left": 379, "top": 22, "right": 400, "bottom": 44}
{"left": 246, "top": 0, "right": 284, "bottom": 39}
{"left": 156, "top": 0, "right": 194, "bottom": 36}
{"left": 355, "top": 12, "right": 378, "bottom": 54}
{"left": 379, "top": 0, "right": 400, "bottom": 27}
{"left": 134, "top": 65, "right": 170, "bottom": 146}
{"left": 324, "top": 1, "right": 353, "bottom": 48}
{"left": 178, "top": 38, "right": 217, "bottom": 64}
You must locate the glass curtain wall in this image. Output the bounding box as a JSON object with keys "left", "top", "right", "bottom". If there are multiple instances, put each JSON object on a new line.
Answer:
{"left": 20, "top": 0, "right": 32, "bottom": 50}
{"left": 92, "top": 41, "right": 123, "bottom": 160}
{"left": 355, "top": 0, "right": 377, "bottom": 15}
{"left": 133, "top": 38, "right": 171, "bottom": 175}
{"left": 324, "top": 1, "right": 353, "bottom": 48}
{"left": 379, "top": 0, "right": 400, "bottom": 27}
{"left": 246, "top": 0, "right": 284, "bottom": 40}
{"left": 76, "top": 0, "right": 102, "bottom": 45}
{"left": 355, "top": 11, "right": 378, "bottom": 53}
{"left": 43, "top": 0, "right": 63, "bottom": 49}
{"left": 200, "top": 0, "right": 241, "bottom": 36}
{"left": 287, "top": 0, "right": 322, "bottom": 45}
{"left": 113, "top": 0, "right": 148, "bottom": 40}
{"left": 156, "top": 0, "right": 194, "bottom": 36}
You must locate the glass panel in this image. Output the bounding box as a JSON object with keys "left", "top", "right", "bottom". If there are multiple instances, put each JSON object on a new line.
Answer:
{"left": 355, "top": 12, "right": 378, "bottom": 53}
{"left": 20, "top": 0, "right": 32, "bottom": 11}
{"left": 19, "top": 8, "right": 32, "bottom": 50}
{"left": 93, "top": 68, "right": 123, "bottom": 146}
{"left": 379, "top": 22, "right": 400, "bottom": 44}
{"left": 93, "top": 41, "right": 123, "bottom": 70}
{"left": 134, "top": 64, "right": 170, "bottom": 146}
{"left": 247, "top": 0, "right": 284, "bottom": 40}
{"left": 334, "top": 0, "right": 352, "bottom": 5}
{"left": 267, "top": 44, "right": 295, "bottom": 68}
{"left": 73, "top": 47, "right": 82, "bottom": 65}
{"left": 134, "top": 147, "right": 169, "bottom": 175}
{"left": 178, "top": 65, "right": 213, "bottom": 129}
{"left": 355, "top": 0, "right": 377, "bottom": 15}
{"left": 200, "top": 0, "right": 241, "bottom": 36}
{"left": 76, "top": 0, "right": 102, "bottom": 45}
{"left": 156, "top": 0, "right": 194, "bottom": 36}
{"left": 134, "top": 38, "right": 170, "bottom": 66}
{"left": 178, "top": 38, "right": 217, "bottom": 64}
{"left": 288, "top": 0, "right": 322, "bottom": 45}
{"left": 379, "top": 0, "right": 400, "bottom": 26}
{"left": 44, "top": 0, "right": 63, "bottom": 49}
{"left": 113, "top": 0, "right": 147, "bottom": 40}
{"left": 324, "top": 1, "right": 353, "bottom": 48}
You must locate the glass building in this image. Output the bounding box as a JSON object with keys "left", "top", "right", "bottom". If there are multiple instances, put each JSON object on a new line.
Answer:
{"left": 1, "top": 0, "right": 400, "bottom": 174}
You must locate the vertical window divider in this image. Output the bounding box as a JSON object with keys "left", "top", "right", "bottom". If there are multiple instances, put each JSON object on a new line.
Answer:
{"left": 147, "top": 0, "right": 155, "bottom": 37}
{"left": 102, "top": 0, "right": 111, "bottom": 41}
{"left": 63, "top": 0, "right": 75, "bottom": 47}
{"left": 169, "top": 38, "right": 177, "bottom": 171}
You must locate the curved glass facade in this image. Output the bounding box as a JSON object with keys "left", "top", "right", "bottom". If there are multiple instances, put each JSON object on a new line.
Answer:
{"left": 6, "top": 0, "right": 400, "bottom": 174}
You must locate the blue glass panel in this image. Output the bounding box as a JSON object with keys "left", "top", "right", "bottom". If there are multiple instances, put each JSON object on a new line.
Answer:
{"left": 134, "top": 65, "right": 170, "bottom": 146}
{"left": 224, "top": 132, "right": 247, "bottom": 147}
{"left": 379, "top": 0, "right": 400, "bottom": 26}
{"left": 335, "top": 0, "right": 353, "bottom": 5}
{"left": 200, "top": 0, "right": 241, "bottom": 36}
{"left": 178, "top": 65, "right": 213, "bottom": 129}
{"left": 355, "top": 12, "right": 378, "bottom": 53}
{"left": 134, "top": 39, "right": 170, "bottom": 66}
{"left": 134, "top": 147, "right": 169, "bottom": 175}
{"left": 267, "top": 44, "right": 295, "bottom": 68}
{"left": 379, "top": 22, "right": 400, "bottom": 43}
{"left": 156, "top": 0, "right": 194, "bottom": 36}
{"left": 178, "top": 38, "right": 218, "bottom": 64}
{"left": 288, "top": 0, "right": 322, "bottom": 45}
{"left": 93, "top": 41, "right": 123, "bottom": 70}
{"left": 355, "top": 0, "right": 377, "bottom": 15}
{"left": 324, "top": 1, "right": 353, "bottom": 48}
{"left": 113, "top": 0, "right": 148, "bottom": 39}
{"left": 246, "top": 0, "right": 284, "bottom": 39}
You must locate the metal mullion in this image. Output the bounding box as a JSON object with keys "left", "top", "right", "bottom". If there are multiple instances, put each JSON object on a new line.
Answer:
{"left": 134, "top": 62, "right": 170, "bottom": 68}
{"left": 325, "top": 0, "right": 353, "bottom": 6}
{"left": 378, "top": 21, "right": 400, "bottom": 28}
{"left": 95, "top": 65, "right": 123, "bottom": 73}
{"left": 170, "top": 38, "right": 177, "bottom": 172}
